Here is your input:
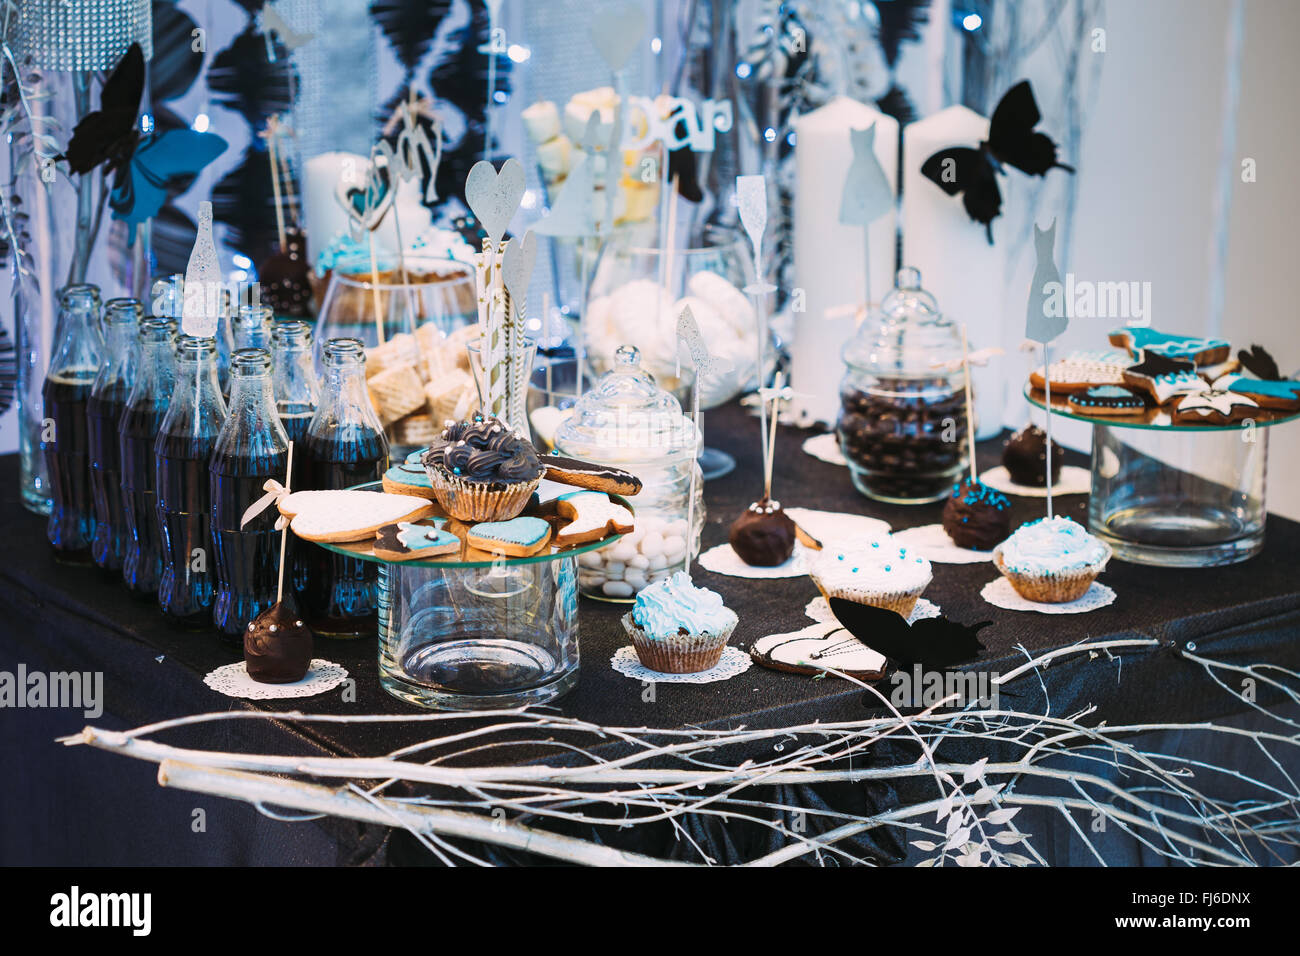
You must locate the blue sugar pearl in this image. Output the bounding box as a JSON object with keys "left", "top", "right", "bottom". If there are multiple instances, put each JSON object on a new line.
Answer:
{"left": 837, "top": 554, "right": 844, "bottom": 561}
{"left": 872, "top": 541, "right": 879, "bottom": 548}
{"left": 884, "top": 565, "right": 891, "bottom": 572}
{"left": 851, "top": 567, "right": 858, "bottom": 573}
{"left": 916, "top": 557, "right": 923, "bottom": 563}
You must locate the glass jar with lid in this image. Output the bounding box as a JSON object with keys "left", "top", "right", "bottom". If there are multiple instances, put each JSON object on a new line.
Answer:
{"left": 837, "top": 267, "right": 967, "bottom": 504}
{"left": 554, "top": 345, "right": 703, "bottom": 602}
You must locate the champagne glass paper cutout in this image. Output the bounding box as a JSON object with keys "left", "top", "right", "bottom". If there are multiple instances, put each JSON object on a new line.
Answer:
{"left": 838, "top": 124, "right": 895, "bottom": 310}
{"left": 1026, "top": 217, "right": 1067, "bottom": 517}
{"left": 181, "top": 201, "right": 222, "bottom": 339}
{"left": 737, "top": 174, "right": 777, "bottom": 491}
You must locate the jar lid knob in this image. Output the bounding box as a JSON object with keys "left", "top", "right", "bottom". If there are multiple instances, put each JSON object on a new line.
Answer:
{"left": 615, "top": 344, "right": 640, "bottom": 367}
{"left": 896, "top": 266, "right": 922, "bottom": 290}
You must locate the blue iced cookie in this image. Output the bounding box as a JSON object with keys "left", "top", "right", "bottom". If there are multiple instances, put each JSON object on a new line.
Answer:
{"left": 382, "top": 458, "right": 435, "bottom": 499}
{"left": 374, "top": 519, "right": 460, "bottom": 560}
{"left": 466, "top": 516, "right": 553, "bottom": 557}
{"left": 1109, "top": 327, "right": 1230, "bottom": 365}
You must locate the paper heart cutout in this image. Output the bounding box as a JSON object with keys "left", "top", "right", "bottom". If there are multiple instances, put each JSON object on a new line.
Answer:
{"left": 278, "top": 490, "right": 434, "bottom": 543}
{"left": 334, "top": 158, "right": 394, "bottom": 232}
{"left": 501, "top": 230, "right": 538, "bottom": 304}
{"left": 465, "top": 158, "right": 526, "bottom": 244}
{"left": 589, "top": 0, "right": 646, "bottom": 73}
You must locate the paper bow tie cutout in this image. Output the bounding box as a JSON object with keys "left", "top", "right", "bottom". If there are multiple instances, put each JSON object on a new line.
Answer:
{"left": 241, "top": 479, "right": 291, "bottom": 531}
{"left": 929, "top": 347, "right": 1005, "bottom": 373}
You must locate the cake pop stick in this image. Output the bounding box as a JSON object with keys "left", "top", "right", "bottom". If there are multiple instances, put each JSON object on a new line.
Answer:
{"left": 276, "top": 441, "right": 294, "bottom": 604}
{"left": 737, "top": 175, "right": 776, "bottom": 476}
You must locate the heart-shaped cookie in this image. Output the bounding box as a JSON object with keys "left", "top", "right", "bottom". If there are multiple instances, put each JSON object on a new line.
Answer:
{"left": 278, "top": 490, "right": 433, "bottom": 543}
{"left": 465, "top": 158, "right": 526, "bottom": 244}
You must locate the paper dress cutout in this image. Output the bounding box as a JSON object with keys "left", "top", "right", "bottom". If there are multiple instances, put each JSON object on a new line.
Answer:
{"left": 1025, "top": 218, "right": 1067, "bottom": 344}
{"left": 839, "top": 124, "right": 894, "bottom": 227}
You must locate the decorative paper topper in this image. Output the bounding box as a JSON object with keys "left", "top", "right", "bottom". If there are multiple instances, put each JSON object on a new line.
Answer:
{"left": 335, "top": 154, "right": 394, "bottom": 232}
{"left": 621, "top": 96, "right": 734, "bottom": 154}
{"left": 501, "top": 230, "right": 538, "bottom": 304}
{"left": 59, "top": 41, "right": 227, "bottom": 234}
{"left": 1025, "top": 218, "right": 1066, "bottom": 344}
{"left": 465, "top": 157, "right": 526, "bottom": 246}
{"left": 829, "top": 598, "right": 990, "bottom": 669}
{"left": 589, "top": 0, "right": 646, "bottom": 74}
{"left": 535, "top": 114, "right": 602, "bottom": 239}
{"left": 180, "top": 201, "right": 222, "bottom": 338}
{"left": 920, "top": 80, "right": 1073, "bottom": 243}
{"left": 736, "top": 175, "right": 776, "bottom": 296}
{"left": 839, "top": 124, "right": 894, "bottom": 227}
{"left": 677, "top": 304, "right": 732, "bottom": 380}
{"left": 261, "top": 3, "right": 314, "bottom": 52}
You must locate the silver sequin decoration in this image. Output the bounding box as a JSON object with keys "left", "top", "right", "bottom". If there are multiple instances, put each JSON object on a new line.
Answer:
{"left": 17, "top": 0, "right": 152, "bottom": 72}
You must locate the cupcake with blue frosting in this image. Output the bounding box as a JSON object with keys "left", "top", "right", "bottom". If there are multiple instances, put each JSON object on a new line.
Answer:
{"left": 992, "top": 516, "right": 1111, "bottom": 603}
{"left": 809, "top": 541, "right": 933, "bottom": 618}
{"left": 622, "top": 571, "right": 738, "bottom": 673}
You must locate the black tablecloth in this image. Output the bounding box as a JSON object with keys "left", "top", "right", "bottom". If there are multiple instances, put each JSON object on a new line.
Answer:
{"left": 2, "top": 402, "right": 1298, "bottom": 865}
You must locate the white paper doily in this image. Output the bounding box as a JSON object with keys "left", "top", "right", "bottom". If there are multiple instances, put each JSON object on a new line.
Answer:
{"left": 698, "top": 509, "right": 892, "bottom": 579}
{"left": 203, "top": 660, "right": 350, "bottom": 699}
{"left": 802, "top": 432, "right": 847, "bottom": 466}
{"left": 980, "top": 577, "right": 1116, "bottom": 614}
{"left": 610, "top": 645, "right": 752, "bottom": 683}
{"left": 891, "top": 523, "right": 996, "bottom": 564}
{"left": 804, "top": 595, "right": 941, "bottom": 624}
{"left": 980, "top": 465, "right": 1091, "bottom": 498}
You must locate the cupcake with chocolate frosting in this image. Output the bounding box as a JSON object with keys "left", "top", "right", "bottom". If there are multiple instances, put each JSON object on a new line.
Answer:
{"left": 421, "top": 413, "right": 544, "bottom": 521}
{"left": 942, "top": 478, "right": 1011, "bottom": 551}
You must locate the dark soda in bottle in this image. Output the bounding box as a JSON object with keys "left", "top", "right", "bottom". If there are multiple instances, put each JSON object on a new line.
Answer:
{"left": 43, "top": 284, "right": 103, "bottom": 561}
{"left": 210, "top": 348, "right": 289, "bottom": 637}
{"left": 87, "top": 298, "right": 142, "bottom": 572}
{"left": 300, "top": 338, "right": 389, "bottom": 636}
{"left": 272, "top": 320, "right": 319, "bottom": 596}
{"left": 155, "top": 335, "right": 228, "bottom": 625}
{"left": 120, "top": 317, "right": 177, "bottom": 596}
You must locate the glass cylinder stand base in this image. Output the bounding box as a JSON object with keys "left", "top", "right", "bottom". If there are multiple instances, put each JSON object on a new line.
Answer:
{"left": 378, "top": 556, "right": 580, "bottom": 710}
{"left": 1088, "top": 422, "right": 1267, "bottom": 567}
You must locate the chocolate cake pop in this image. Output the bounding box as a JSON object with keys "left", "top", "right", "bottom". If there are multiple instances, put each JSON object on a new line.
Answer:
{"left": 729, "top": 498, "right": 797, "bottom": 566}
{"left": 244, "top": 601, "right": 314, "bottom": 683}
{"left": 942, "top": 478, "right": 1011, "bottom": 551}
{"left": 1002, "top": 424, "right": 1062, "bottom": 487}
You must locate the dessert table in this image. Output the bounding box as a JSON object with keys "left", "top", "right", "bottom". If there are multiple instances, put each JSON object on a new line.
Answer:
{"left": 2, "top": 401, "right": 1298, "bottom": 865}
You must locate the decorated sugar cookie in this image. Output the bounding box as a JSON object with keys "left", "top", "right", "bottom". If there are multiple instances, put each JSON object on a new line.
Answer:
{"left": 374, "top": 520, "right": 461, "bottom": 561}
{"left": 538, "top": 454, "right": 642, "bottom": 496}
{"left": 466, "top": 516, "right": 553, "bottom": 557}
{"left": 1108, "top": 327, "right": 1230, "bottom": 366}
{"left": 277, "top": 490, "right": 434, "bottom": 542}
{"left": 1122, "top": 351, "right": 1203, "bottom": 405}
{"left": 1172, "top": 388, "right": 1259, "bottom": 425}
{"left": 1211, "top": 373, "right": 1300, "bottom": 412}
{"left": 1028, "top": 349, "right": 1130, "bottom": 394}
{"left": 553, "top": 490, "right": 634, "bottom": 546}
{"left": 751, "top": 622, "right": 888, "bottom": 680}
{"left": 1066, "top": 384, "right": 1147, "bottom": 416}
{"left": 381, "top": 459, "right": 436, "bottom": 499}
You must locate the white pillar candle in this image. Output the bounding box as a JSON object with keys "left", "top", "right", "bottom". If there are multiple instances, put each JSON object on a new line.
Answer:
{"left": 792, "top": 96, "right": 898, "bottom": 425}
{"left": 902, "top": 105, "right": 1013, "bottom": 439}
{"left": 303, "top": 151, "right": 367, "bottom": 274}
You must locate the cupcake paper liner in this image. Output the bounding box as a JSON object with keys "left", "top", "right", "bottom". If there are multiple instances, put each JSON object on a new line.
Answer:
{"left": 992, "top": 545, "right": 1111, "bottom": 604}
{"left": 425, "top": 465, "right": 541, "bottom": 522}
{"left": 809, "top": 576, "right": 928, "bottom": 619}
{"left": 621, "top": 612, "right": 737, "bottom": 674}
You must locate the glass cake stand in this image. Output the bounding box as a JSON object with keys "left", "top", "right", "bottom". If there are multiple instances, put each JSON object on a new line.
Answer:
{"left": 1026, "top": 387, "right": 1300, "bottom": 567}
{"left": 311, "top": 483, "right": 631, "bottom": 710}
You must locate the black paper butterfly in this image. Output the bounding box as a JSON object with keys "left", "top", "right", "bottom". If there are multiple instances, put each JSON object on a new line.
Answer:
{"left": 829, "top": 598, "right": 990, "bottom": 668}
{"left": 1238, "top": 345, "right": 1281, "bottom": 381}
{"left": 60, "top": 42, "right": 227, "bottom": 234}
{"left": 920, "top": 80, "right": 1074, "bottom": 244}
